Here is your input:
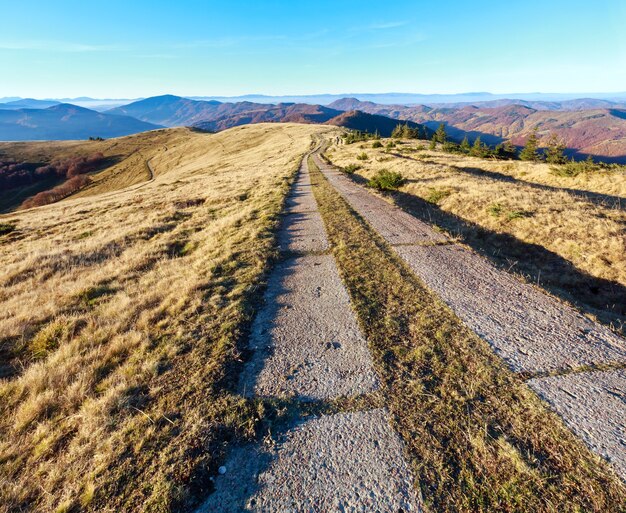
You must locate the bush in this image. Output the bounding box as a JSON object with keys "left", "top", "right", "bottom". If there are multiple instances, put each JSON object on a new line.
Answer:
{"left": 0, "top": 223, "right": 16, "bottom": 236}
{"left": 367, "top": 169, "right": 405, "bottom": 191}
{"left": 372, "top": 141, "right": 383, "bottom": 148}
{"left": 342, "top": 164, "right": 362, "bottom": 174}
{"left": 549, "top": 156, "right": 624, "bottom": 177}
{"left": 21, "top": 175, "right": 92, "bottom": 209}
{"left": 487, "top": 202, "right": 532, "bottom": 220}
{"left": 356, "top": 152, "right": 368, "bottom": 161}
{"left": 343, "top": 130, "right": 378, "bottom": 144}
{"left": 386, "top": 141, "right": 396, "bottom": 149}
{"left": 425, "top": 188, "right": 452, "bottom": 204}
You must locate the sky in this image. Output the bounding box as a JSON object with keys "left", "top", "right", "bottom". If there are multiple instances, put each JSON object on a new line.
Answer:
{"left": 1, "top": 0, "right": 625, "bottom": 98}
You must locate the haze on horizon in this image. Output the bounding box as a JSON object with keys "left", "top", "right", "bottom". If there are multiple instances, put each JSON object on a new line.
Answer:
{"left": 1, "top": 0, "right": 625, "bottom": 99}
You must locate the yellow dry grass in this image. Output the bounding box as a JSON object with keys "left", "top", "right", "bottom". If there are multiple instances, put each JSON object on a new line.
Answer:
{"left": 0, "top": 123, "right": 333, "bottom": 512}
{"left": 327, "top": 139, "right": 626, "bottom": 330}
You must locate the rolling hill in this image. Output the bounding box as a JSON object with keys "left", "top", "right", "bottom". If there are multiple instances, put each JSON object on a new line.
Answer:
{"left": 324, "top": 109, "right": 430, "bottom": 137}
{"left": 0, "top": 104, "right": 162, "bottom": 141}
{"left": 0, "top": 99, "right": 61, "bottom": 110}
{"left": 329, "top": 98, "right": 626, "bottom": 161}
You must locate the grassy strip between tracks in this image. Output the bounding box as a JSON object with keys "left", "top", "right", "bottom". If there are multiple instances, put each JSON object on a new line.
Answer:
{"left": 309, "top": 155, "right": 626, "bottom": 513}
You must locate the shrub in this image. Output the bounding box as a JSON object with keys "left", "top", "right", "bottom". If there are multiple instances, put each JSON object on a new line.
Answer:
{"left": 425, "top": 188, "right": 452, "bottom": 204}
{"left": 372, "top": 141, "right": 383, "bottom": 148}
{"left": 0, "top": 223, "right": 16, "bottom": 236}
{"left": 356, "top": 152, "right": 368, "bottom": 161}
{"left": 549, "top": 156, "right": 624, "bottom": 177}
{"left": 487, "top": 203, "right": 504, "bottom": 217}
{"left": 342, "top": 164, "right": 362, "bottom": 174}
{"left": 469, "top": 137, "right": 490, "bottom": 158}
{"left": 520, "top": 129, "right": 542, "bottom": 161}
{"left": 367, "top": 169, "right": 405, "bottom": 191}
{"left": 386, "top": 141, "right": 396, "bottom": 149}
{"left": 21, "top": 175, "right": 92, "bottom": 209}
{"left": 544, "top": 133, "right": 567, "bottom": 164}
{"left": 494, "top": 141, "right": 518, "bottom": 160}
{"left": 487, "top": 202, "right": 532, "bottom": 220}
{"left": 343, "top": 130, "right": 377, "bottom": 144}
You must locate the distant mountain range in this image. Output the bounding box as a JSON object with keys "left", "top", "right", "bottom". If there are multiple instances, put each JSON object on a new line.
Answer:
{"left": 1, "top": 93, "right": 626, "bottom": 161}
{"left": 113, "top": 95, "right": 428, "bottom": 137}
{"left": 0, "top": 104, "right": 161, "bottom": 141}
{"left": 190, "top": 92, "right": 626, "bottom": 107}
{"left": 0, "top": 98, "right": 61, "bottom": 110}
{"left": 327, "top": 98, "right": 626, "bottom": 161}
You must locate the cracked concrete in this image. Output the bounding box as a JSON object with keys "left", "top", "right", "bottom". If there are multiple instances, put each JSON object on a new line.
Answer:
{"left": 529, "top": 369, "right": 626, "bottom": 479}
{"left": 199, "top": 409, "right": 421, "bottom": 513}
{"left": 312, "top": 149, "right": 626, "bottom": 481}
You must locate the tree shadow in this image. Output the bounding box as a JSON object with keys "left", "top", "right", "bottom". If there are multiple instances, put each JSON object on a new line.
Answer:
{"left": 450, "top": 165, "right": 625, "bottom": 210}
{"left": 387, "top": 189, "right": 625, "bottom": 333}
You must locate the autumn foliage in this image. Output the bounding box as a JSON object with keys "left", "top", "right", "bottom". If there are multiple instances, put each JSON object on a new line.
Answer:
{"left": 1, "top": 153, "right": 106, "bottom": 208}
{"left": 21, "top": 175, "right": 92, "bottom": 208}
{"left": 1, "top": 153, "right": 105, "bottom": 190}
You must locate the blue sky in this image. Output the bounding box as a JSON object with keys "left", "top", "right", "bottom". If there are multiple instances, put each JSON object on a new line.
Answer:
{"left": 1, "top": 0, "right": 625, "bottom": 98}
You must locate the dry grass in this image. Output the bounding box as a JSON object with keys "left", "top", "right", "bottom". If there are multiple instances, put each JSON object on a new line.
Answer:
{"left": 326, "top": 140, "right": 626, "bottom": 331}
{"left": 309, "top": 156, "right": 626, "bottom": 512}
{"left": 0, "top": 123, "right": 332, "bottom": 513}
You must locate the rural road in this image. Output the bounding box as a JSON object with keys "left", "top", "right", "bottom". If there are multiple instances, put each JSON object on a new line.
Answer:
{"left": 198, "top": 155, "right": 422, "bottom": 511}
{"left": 311, "top": 149, "right": 626, "bottom": 480}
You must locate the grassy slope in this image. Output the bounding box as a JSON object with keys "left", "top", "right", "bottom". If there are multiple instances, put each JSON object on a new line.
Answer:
{"left": 326, "top": 140, "right": 626, "bottom": 332}
{"left": 309, "top": 155, "right": 626, "bottom": 512}
{"left": 0, "top": 123, "right": 332, "bottom": 513}
{"left": 0, "top": 129, "right": 186, "bottom": 212}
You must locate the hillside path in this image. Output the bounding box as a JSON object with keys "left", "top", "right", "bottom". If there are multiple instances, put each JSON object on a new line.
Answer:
{"left": 198, "top": 155, "right": 422, "bottom": 512}
{"left": 312, "top": 150, "right": 626, "bottom": 480}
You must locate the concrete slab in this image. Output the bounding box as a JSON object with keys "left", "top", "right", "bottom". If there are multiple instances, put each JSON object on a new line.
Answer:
{"left": 314, "top": 156, "right": 447, "bottom": 245}
{"left": 277, "top": 210, "right": 329, "bottom": 253}
{"left": 240, "top": 254, "right": 378, "bottom": 400}
{"left": 395, "top": 244, "right": 626, "bottom": 374}
{"left": 528, "top": 369, "right": 626, "bottom": 479}
{"left": 198, "top": 409, "right": 422, "bottom": 512}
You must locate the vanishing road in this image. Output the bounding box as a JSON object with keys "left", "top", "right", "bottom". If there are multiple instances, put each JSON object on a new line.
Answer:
{"left": 199, "top": 142, "right": 625, "bottom": 511}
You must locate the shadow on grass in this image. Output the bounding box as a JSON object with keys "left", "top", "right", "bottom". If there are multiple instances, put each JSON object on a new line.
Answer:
{"left": 388, "top": 187, "right": 626, "bottom": 333}
{"left": 451, "top": 165, "right": 625, "bottom": 210}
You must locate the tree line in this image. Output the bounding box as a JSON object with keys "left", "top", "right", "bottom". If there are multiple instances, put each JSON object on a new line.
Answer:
{"left": 0, "top": 153, "right": 106, "bottom": 190}
{"left": 21, "top": 175, "right": 93, "bottom": 209}
{"left": 427, "top": 123, "right": 569, "bottom": 163}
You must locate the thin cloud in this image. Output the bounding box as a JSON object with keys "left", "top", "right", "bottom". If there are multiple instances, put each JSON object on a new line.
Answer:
{"left": 172, "top": 34, "right": 287, "bottom": 49}
{"left": 368, "top": 21, "right": 409, "bottom": 30}
{"left": 0, "top": 40, "right": 125, "bottom": 52}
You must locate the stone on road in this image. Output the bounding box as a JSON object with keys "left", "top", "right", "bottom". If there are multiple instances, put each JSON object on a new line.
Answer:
{"left": 198, "top": 409, "right": 421, "bottom": 513}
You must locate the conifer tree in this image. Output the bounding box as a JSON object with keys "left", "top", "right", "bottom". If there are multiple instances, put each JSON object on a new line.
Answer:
{"left": 435, "top": 123, "right": 447, "bottom": 143}
{"left": 520, "top": 128, "right": 542, "bottom": 161}
{"left": 470, "top": 136, "right": 488, "bottom": 158}
{"left": 430, "top": 135, "right": 437, "bottom": 149}
{"left": 460, "top": 136, "right": 470, "bottom": 153}
{"left": 391, "top": 124, "right": 404, "bottom": 139}
{"left": 545, "top": 133, "right": 567, "bottom": 164}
